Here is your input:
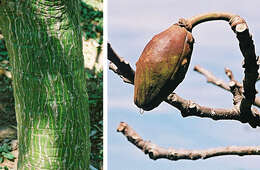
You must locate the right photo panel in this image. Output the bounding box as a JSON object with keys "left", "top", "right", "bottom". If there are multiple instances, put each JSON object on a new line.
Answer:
{"left": 108, "top": 0, "right": 260, "bottom": 170}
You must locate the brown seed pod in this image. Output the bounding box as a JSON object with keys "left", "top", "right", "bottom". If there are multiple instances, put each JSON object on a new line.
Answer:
{"left": 134, "top": 24, "right": 194, "bottom": 111}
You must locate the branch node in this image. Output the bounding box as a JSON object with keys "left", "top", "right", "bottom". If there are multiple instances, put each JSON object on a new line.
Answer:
{"left": 229, "top": 15, "right": 247, "bottom": 33}
{"left": 210, "top": 109, "right": 216, "bottom": 116}
{"left": 229, "top": 81, "right": 236, "bottom": 88}
{"left": 177, "top": 18, "right": 192, "bottom": 31}
{"left": 168, "top": 93, "right": 177, "bottom": 101}
{"left": 109, "top": 12, "right": 260, "bottom": 128}
{"left": 118, "top": 122, "right": 260, "bottom": 161}
{"left": 189, "top": 101, "right": 197, "bottom": 109}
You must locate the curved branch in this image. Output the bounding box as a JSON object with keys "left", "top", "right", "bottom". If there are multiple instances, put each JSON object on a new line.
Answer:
{"left": 117, "top": 122, "right": 260, "bottom": 161}
{"left": 108, "top": 12, "right": 260, "bottom": 127}
{"left": 182, "top": 13, "right": 259, "bottom": 114}
{"left": 182, "top": 13, "right": 259, "bottom": 122}
{"left": 189, "top": 12, "right": 234, "bottom": 30}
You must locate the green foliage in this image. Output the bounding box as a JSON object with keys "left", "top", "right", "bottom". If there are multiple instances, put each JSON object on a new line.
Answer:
{"left": 0, "top": 39, "right": 8, "bottom": 61}
{"left": 0, "top": 38, "right": 10, "bottom": 73}
{"left": 0, "top": 142, "right": 15, "bottom": 164}
{"left": 0, "top": 166, "right": 8, "bottom": 170}
{"left": 80, "top": 1, "right": 103, "bottom": 44}
{"left": 0, "top": 38, "right": 15, "bottom": 126}
{"left": 85, "top": 69, "right": 103, "bottom": 169}
{"left": 81, "top": 0, "right": 104, "bottom": 163}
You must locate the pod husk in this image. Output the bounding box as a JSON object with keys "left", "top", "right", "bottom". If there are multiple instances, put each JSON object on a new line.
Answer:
{"left": 134, "top": 24, "right": 194, "bottom": 111}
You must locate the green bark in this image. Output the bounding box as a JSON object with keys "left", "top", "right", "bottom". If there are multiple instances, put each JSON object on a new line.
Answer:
{"left": 0, "top": 0, "right": 90, "bottom": 169}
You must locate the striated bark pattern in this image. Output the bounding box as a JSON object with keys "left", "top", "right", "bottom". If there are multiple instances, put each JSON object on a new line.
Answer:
{"left": 0, "top": 0, "right": 90, "bottom": 169}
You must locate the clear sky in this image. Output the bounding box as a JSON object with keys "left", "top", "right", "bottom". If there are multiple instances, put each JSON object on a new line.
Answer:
{"left": 108, "top": 0, "right": 260, "bottom": 169}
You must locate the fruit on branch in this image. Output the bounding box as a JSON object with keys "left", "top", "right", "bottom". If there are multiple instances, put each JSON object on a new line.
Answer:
{"left": 134, "top": 24, "right": 194, "bottom": 111}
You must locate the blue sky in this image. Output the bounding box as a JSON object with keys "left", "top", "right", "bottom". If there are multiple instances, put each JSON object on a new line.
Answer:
{"left": 108, "top": 0, "right": 260, "bottom": 169}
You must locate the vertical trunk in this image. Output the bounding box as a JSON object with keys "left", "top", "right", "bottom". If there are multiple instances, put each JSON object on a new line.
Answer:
{"left": 0, "top": 0, "right": 90, "bottom": 169}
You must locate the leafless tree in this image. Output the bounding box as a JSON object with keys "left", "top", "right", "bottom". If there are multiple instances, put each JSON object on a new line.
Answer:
{"left": 108, "top": 12, "right": 260, "bottom": 161}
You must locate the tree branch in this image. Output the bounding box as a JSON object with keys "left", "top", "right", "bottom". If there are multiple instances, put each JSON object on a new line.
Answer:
{"left": 189, "top": 12, "right": 234, "bottom": 30}
{"left": 194, "top": 65, "right": 230, "bottom": 91}
{"left": 108, "top": 43, "right": 260, "bottom": 127}
{"left": 108, "top": 12, "right": 260, "bottom": 128}
{"left": 180, "top": 13, "right": 259, "bottom": 123}
{"left": 166, "top": 93, "right": 260, "bottom": 127}
{"left": 107, "top": 43, "right": 135, "bottom": 84}
{"left": 108, "top": 45, "right": 260, "bottom": 127}
{"left": 194, "top": 65, "right": 260, "bottom": 108}
{"left": 117, "top": 122, "right": 260, "bottom": 161}
{"left": 230, "top": 17, "right": 259, "bottom": 126}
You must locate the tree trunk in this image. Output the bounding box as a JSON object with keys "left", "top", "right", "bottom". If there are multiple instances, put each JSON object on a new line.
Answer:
{"left": 0, "top": 0, "right": 90, "bottom": 169}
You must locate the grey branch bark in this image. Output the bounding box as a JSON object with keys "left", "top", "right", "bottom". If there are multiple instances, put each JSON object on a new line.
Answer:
{"left": 194, "top": 65, "right": 260, "bottom": 107}
{"left": 117, "top": 122, "right": 260, "bottom": 161}
{"left": 230, "top": 16, "right": 259, "bottom": 127}
{"left": 108, "top": 43, "right": 260, "bottom": 127}
{"left": 108, "top": 14, "right": 260, "bottom": 128}
{"left": 166, "top": 93, "right": 260, "bottom": 126}
{"left": 107, "top": 43, "right": 135, "bottom": 84}
{"left": 194, "top": 65, "right": 231, "bottom": 91}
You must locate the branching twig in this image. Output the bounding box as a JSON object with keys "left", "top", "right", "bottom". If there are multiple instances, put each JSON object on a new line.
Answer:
{"left": 117, "top": 122, "right": 260, "bottom": 161}
{"left": 109, "top": 43, "right": 260, "bottom": 127}
{"left": 230, "top": 17, "right": 259, "bottom": 127}
{"left": 194, "top": 65, "right": 260, "bottom": 107}
{"left": 107, "top": 43, "right": 135, "bottom": 84}
{"left": 194, "top": 65, "right": 230, "bottom": 91}
{"left": 108, "top": 12, "right": 260, "bottom": 128}
{"left": 108, "top": 46, "right": 260, "bottom": 127}
{"left": 166, "top": 93, "right": 260, "bottom": 126}
{"left": 182, "top": 13, "right": 259, "bottom": 126}
{"left": 225, "top": 68, "right": 237, "bottom": 82}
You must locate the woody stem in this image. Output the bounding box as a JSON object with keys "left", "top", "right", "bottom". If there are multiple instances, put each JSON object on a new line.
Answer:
{"left": 188, "top": 12, "right": 235, "bottom": 29}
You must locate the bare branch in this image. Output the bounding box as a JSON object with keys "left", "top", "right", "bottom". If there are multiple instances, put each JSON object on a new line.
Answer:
{"left": 107, "top": 43, "right": 135, "bottom": 84}
{"left": 183, "top": 13, "right": 260, "bottom": 111}
{"left": 168, "top": 65, "right": 260, "bottom": 127}
{"left": 117, "top": 122, "right": 260, "bottom": 161}
{"left": 108, "top": 43, "right": 260, "bottom": 127}
{"left": 166, "top": 93, "right": 260, "bottom": 126}
{"left": 225, "top": 67, "right": 236, "bottom": 81}
{"left": 225, "top": 67, "right": 244, "bottom": 95}
{"left": 230, "top": 17, "right": 259, "bottom": 123}
{"left": 194, "top": 65, "right": 260, "bottom": 108}
{"left": 188, "top": 12, "right": 234, "bottom": 30}
{"left": 182, "top": 13, "right": 260, "bottom": 126}
{"left": 108, "top": 13, "right": 260, "bottom": 128}
{"left": 194, "top": 65, "right": 230, "bottom": 91}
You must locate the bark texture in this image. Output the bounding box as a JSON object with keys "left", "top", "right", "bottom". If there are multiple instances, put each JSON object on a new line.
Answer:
{"left": 117, "top": 122, "right": 260, "bottom": 161}
{"left": 108, "top": 13, "right": 260, "bottom": 128}
{"left": 194, "top": 65, "right": 260, "bottom": 107}
{"left": 0, "top": 0, "right": 90, "bottom": 169}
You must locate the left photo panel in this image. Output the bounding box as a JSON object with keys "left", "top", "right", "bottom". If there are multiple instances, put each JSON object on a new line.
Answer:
{"left": 0, "top": 0, "right": 103, "bottom": 169}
